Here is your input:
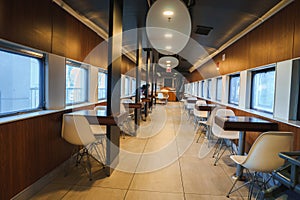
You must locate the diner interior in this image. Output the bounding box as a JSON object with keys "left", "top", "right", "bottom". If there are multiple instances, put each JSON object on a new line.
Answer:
{"left": 1, "top": 0, "right": 300, "bottom": 199}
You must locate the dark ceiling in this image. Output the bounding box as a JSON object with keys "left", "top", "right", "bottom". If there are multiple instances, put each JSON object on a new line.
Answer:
{"left": 62, "top": 0, "right": 283, "bottom": 75}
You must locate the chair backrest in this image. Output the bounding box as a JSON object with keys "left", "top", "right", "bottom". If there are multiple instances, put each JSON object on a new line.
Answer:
{"left": 94, "top": 106, "right": 106, "bottom": 111}
{"left": 243, "top": 132, "right": 294, "bottom": 172}
{"left": 121, "top": 98, "right": 133, "bottom": 103}
{"left": 216, "top": 109, "right": 235, "bottom": 117}
{"left": 212, "top": 109, "right": 238, "bottom": 138}
{"left": 157, "top": 93, "right": 164, "bottom": 98}
{"left": 62, "top": 114, "right": 96, "bottom": 146}
{"left": 196, "top": 100, "right": 206, "bottom": 106}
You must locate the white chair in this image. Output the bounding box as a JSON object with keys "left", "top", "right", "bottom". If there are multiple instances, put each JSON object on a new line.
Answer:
{"left": 157, "top": 92, "right": 168, "bottom": 104}
{"left": 227, "top": 131, "right": 294, "bottom": 199}
{"left": 119, "top": 103, "right": 134, "bottom": 138}
{"left": 61, "top": 114, "right": 106, "bottom": 180}
{"left": 212, "top": 109, "right": 239, "bottom": 166}
{"left": 91, "top": 106, "right": 107, "bottom": 136}
{"left": 121, "top": 98, "right": 135, "bottom": 118}
{"left": 185, "top": 97, "right": 197, "bottom": 120}
{"left": 194, "top": 100, "right": 208, "bottom": 140}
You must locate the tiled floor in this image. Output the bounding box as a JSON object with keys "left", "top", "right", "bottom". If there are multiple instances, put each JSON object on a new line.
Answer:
{"left": 29, "top": 102, "right": 264, "bottom": 200}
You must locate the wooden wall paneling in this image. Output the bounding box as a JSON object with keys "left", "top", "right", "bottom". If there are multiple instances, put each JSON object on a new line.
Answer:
{"left": 121, "top": 55, "right": 135, "bottom": 75}
{"left": 52, "top": 3, "right": 105, "bottom": 66}
{"left": 0, "top": 0, "right": 52, "bottom": 52}
{"left": 249, "top": 3, "right": 294, "bottom": 68}
{"left": 293, "top": 0, "right": 300, "bottom": 58}
{"left": 52, "top": 4, "right": 82, "bottom": 61}
{"left": 0, "top": 111, "right": 74, "bottom": 200}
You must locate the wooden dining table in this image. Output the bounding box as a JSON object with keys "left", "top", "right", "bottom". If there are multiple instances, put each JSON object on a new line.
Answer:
{"left": 215, "top": 115, "right": 278, "bottom": 178}
{"left": 65, "top": 108, "right": 128, "bottom": 176}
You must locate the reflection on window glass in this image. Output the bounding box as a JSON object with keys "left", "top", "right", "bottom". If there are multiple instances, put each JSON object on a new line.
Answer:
{"left": 229, "top": 74, "right": 240, "bottom": 105}
{"left": 132, "top": 79, "right": 136, "bottom": 95}
{"left": 251, "top": 68, "right": 275, "bottom": 113}
{"left": 0, "top": 49, "right": 43, "bottom": 116}
{"left": 207, "top": 79, "right": 212, "bottom": 99}
{"left": 66, "top": 63, "right": 88, "bottom": 105}
{"left": 98, "top": 72, "right": 107, "bottom": 100}
{"left": 216, "top": 78, "right": 222, "bottom": 101}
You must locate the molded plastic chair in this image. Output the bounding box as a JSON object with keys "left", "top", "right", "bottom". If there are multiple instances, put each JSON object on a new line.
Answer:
{"left": 62, "top": 114, "right": 106, "bottom": 180}
{"left": 227, "top": 131, "right": 294, "bottom": 199}
{"left": 157, "top": 92, "right": 168, "bottom": 104}
{"left": 185, "top": 97, "right": 197, "bottom": 120}
{"left": 212, "top": 109, "right": 239, "bottom": 166}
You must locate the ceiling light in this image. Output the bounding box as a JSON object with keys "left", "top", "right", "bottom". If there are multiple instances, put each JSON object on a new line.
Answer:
{"left": 165, "top": 46, "right": 172, "bottom": 50}
{"left": 158, "top": 56, "right": 179, "bottom": 69}
{"left": 163, "top": 10, "right": 173, "bottom": 16}
{"left": 146, "top": 0, "right": 191, "bottom": 55}
{"left": 164, "top": 33, "right": 173, "bottom": 38}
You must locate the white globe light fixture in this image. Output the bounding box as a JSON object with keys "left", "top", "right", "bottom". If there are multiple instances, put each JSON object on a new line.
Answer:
{"left": 146, "top": 0, "right": 191, "bottom": 55}
{"left": 158, "top": 56, "right": 179, "bottom": 69}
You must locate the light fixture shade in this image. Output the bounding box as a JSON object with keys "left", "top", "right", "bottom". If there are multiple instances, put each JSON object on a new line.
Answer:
{"left": 146, "top": 0, "right": 191, "bottom": 55}
{"left": 158, "top": 56, "right": 179, "bottom": 69}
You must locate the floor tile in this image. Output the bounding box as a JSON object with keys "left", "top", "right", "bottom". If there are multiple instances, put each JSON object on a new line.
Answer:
{"left": 130, "top": 161, "right": 183, "bottom": 193}
{"left": 185, "top": 193, "right": 244, "bottom": 200}
{"left": 76, "top": 170, "right": 134, "bottom": 190}
{"left": 29, "top": 183, "right": 71, "bottom": 200}
{"left": 125, "top": 190, "right": 184, "bottom": 200}
{"left": 62, "top": 186, "right": 126, "bottom": 200}
{"left": 180, "top": 156, "right": 243, "bottom": 197}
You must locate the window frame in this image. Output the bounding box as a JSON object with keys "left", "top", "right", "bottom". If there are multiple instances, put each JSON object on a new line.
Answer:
{"left": 250, "top": 67, "right": 276, "bottom": 114}
{"left": 207, "top": 79, "right": 212, "bottom": 99}
{"left": 201, "top": 81, "right": 204, "bottom": 97}
{"left": 216, "top": 77, "right": 222, "bottom": 102}
{"left": 97, "top": 70, "right": 107, "bottom": 100}
{"left": 0, "top": 47, "right": 45, "bottom": 117}
{"left": 65, "top": 61, "right": 89, "bottom": 105}
{"left": 228, "top": 74, "right": 240, "bottom": 105}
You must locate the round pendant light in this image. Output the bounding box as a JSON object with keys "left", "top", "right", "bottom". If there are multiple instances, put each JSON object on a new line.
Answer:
{"left": 146, "top": 0, "right": 191, "bottom": 55}
{"left": 158, "top": 56, "right": 179, "bottom": 69}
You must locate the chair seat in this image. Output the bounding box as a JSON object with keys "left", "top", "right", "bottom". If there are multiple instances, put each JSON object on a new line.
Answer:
{"left": 90, "top": 125, "right": 107, "bottom": 135}
{"left": 230, "top": 155, "right": 247, "bottom": 165}
{"left": 213, "top": 125, "right": 239, "bottom": 139}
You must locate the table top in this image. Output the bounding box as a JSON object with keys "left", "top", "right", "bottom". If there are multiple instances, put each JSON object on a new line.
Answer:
{"left": 215, "top": 116, "right": 278, "bottom": 132}
{"left": 187, "top": 99, "right": 197, "bottom": 103}
{"left": 141, "top": 97, "right": 151, "bottom": 102}
{"left": 66, "top": 110, "right": 128, "bottom": 125}
{"left": 195, "top": 104, "right": 217, "bottom": 111}
{"left": 123, "top": 102, "right": 143, "bottom": 109}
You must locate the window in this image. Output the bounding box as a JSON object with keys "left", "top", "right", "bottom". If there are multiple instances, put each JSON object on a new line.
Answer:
{"left": 207, "top": 79, "right": 212, "bottom": 99}
{"left": 251, "top": 67, "right": 275, "bottom": 113}
{"left": 98, "top": 71, "right": 107, "bottom": 100}
{"left": 228, "top": 74, "right": 240, "bottom": 105}
{"left": 66, "top": 61, "right": 88, "bottom": 105}
{"left": 125, "top": 76, "right": 130, "bottom": 96}
{"left": 131, "top": 78, "right": 136, "bottom": 95}
{"left": 0, "top": 49, "right": 44, "bottom": 116}
{"left": 216, "top": 77, "right": 222, "bottom": 101}
{"left": 201, "top": 81, "right": 204, "bottom": 97}
{"left": 198, "top": 82, "right": 201, "bottom": 97}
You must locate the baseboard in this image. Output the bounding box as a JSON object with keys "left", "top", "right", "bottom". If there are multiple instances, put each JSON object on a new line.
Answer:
{"left": 11, "top": 160, "right": 68, "bottom": 200}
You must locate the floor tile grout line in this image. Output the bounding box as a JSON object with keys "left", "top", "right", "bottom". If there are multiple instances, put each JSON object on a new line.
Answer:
{"left": 172, "top": 103, "right": 187, "bottom": 200}
{"left": 123, "top": 114, "right": 152, "bottom": 200}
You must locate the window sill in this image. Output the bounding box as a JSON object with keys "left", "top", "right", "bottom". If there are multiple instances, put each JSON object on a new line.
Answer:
{"left": 0, "top": 100, "right": 106, "bottom": 125}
